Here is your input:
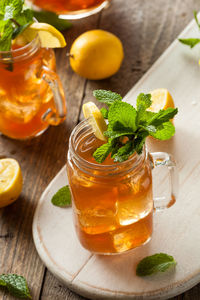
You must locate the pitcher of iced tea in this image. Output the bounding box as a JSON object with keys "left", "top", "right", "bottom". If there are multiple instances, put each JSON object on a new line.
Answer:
{"left": 67, "top": 120, "right": 178, "bottom": 254}
{"left": 29, "top": 0, "right": 111, "bottom": 19}
{"left": 0, "top": 36, "right": 66, "bottom": 140}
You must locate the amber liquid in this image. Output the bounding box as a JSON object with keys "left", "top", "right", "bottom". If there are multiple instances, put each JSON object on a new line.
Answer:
{"left": 67, "top": 133, "right": 153, "bottom": 254}
{"left": 31, "top": 0, "right": 106, "bottom": 14}
{"left": 0, "top": 46, "right": 56, "bottom": 139}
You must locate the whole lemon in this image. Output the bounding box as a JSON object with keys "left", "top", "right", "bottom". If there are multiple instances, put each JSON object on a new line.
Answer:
{"left": 69, "top": 29, "right": 124, "bottom": 80}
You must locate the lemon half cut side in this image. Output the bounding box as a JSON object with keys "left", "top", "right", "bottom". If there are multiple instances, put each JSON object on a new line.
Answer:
{"left": 82, "top": 102, "right": 107, "bottom": 142}
{"left": 149, "top": 88, "right": 175, "bottom": 112}
{"left": 0, "top": 158, "right": 23, "bottom": 208}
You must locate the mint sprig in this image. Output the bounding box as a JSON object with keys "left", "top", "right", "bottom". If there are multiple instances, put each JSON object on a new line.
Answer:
{"left": 51, "top": 185, "right": 71, "bottom": 207}
{"left": 136, "top": 253, "right": 177, "bottom": 276}
{"left": 0, "top": 274, "right": 31, "bottom": 298}
{"left": 179, "top": 11, "right": 200, "bottom": 48}
{"left": 0, "top": 0, "right": 33, "bottom": 51}
{"left": 93, "top": 90, "right": 178, "bottom": 163}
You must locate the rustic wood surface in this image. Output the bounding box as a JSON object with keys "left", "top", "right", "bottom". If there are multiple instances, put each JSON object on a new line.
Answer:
{"left": 0, "top": 0, "right": 200, "bottom": 299}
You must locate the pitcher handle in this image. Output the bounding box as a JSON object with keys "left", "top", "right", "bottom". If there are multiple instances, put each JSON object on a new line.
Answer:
{"left": 41, "top": 66, "right": 67, "bottom": 125}
{"left": 150, "top": 152, "right": 179, "bottom": 211}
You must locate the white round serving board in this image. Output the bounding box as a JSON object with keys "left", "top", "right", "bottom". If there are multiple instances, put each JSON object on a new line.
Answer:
{"left": 33, "top": 16, "right": 200, "bottom": 300}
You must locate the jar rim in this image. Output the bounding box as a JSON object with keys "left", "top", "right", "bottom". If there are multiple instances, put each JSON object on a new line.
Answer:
{"left": 69, "top": 119, "right": 146, "bottom": 173}
{"left": 0, "top": 34, "right": 40, "bottom": 62}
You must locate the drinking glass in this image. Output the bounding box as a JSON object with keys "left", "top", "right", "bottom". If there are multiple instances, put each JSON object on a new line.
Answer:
{"left": 0, "top": 36, "right": 66, "bottom": 140}
{"left": 67, "top": 120, "right": 178, "bottom": 255}
{"left": 28, "top": 0, "right": 111, "bottom": 19}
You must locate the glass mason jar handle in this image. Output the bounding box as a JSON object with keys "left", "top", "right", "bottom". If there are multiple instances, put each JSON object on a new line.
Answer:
{"left": 150, "top": 152, "right": 179, "bottom": 211}
{"left": 41, "top": 66, "right": 66, "bottom": 125}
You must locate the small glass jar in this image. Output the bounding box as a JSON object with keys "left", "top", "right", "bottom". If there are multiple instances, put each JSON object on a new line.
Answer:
{"left": 0, "top": 36, "right": 66, "bottom": 140}
{"left": 67, "top": 120, "right": 178, "bottom": 255}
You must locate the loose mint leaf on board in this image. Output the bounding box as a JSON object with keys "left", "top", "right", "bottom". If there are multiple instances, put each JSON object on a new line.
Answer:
{"left": 108, "top": 101, "right": 137, "bottom": 132}
{"left": 149, "top": 121, "right": 175, "bottom": 140}
{"left": 0, "top": 274, "right": 31, "bottom": 298}
{"left": 51, "top": 186, "right": 71, "bottom": 207}
{"left": 100, "top": 107, "right": 108, "bottom": 119}
{"left": 194, "top": 10, "right": 200, "bottom": 29}
{"left": 33, "top": 10, "right": 72, "bottom": 31}
{"left": 93, "top": 142, "right": 112, "bottom": 163}
{"left": 93, "top": 90, "right": 122, "bottom": 105}
{"left": 179, "top": 38, "right": 200, "bottom": 48}
{"left": 136, "top": 253, "right": 177, "bottom": 276}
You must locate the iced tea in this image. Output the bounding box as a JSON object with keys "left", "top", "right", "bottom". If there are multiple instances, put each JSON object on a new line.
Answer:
{"left": 0, "top": 37, "right": 66, "bottom": 139}
{"left": 67, "top": 121, "right": 153, "bottom": 254}
{"left": 30, "top": 0, "right": 110, "bottom": 18}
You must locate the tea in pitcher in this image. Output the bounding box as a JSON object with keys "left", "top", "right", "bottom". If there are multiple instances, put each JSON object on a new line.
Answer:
{"left": 30, "top": 0, "right": 111, "bottom": 18}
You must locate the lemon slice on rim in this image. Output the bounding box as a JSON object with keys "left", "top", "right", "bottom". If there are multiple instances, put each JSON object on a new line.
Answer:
{"left": 0, "top": 158, "right": 23, "bottom": 208}
{"left": 82, "top": 102, "right": 107, "bottom": 141}
{"left": 22, "top": 23, "right": 66, "bottom": 48}
{"left": 149, "top": 88, "right": 175, "bottom": 112}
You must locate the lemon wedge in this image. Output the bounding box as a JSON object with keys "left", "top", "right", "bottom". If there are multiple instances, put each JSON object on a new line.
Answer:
{"left": 22, "top": 23, "right": 66, "bottom": 48}
{"left": 149, "top": 88, "right": 175, "bottom": 112}
{"left": 82, "top": 102, "right": 107, "bottom": 141}
{"left": 0, "top": 158, "right": 23, "bottom": 208}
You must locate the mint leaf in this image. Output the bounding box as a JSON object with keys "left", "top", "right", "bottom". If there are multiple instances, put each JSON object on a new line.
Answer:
{"left": 179, "top": 38, "right": 200, "bottom": 48}
{"left": 93, "top": 142, "right": 112, "bottom": 163}
{"left": 136, "top": 93, "right": 152, "bottom": 110}
{"left": 33, "top": 10, "right": 72, "bottom": 31}
{"left": 194, "top": 11, "right": 200, "bottom": 30}
{"left": 4, "top": 0, "right": 23, "bottom": 20}
{"left": 149, "top": 121, "right": 175, "bottom": 140}
{"left": 113, "top": 141, "right": 134, "bottom": 162}
{"left": 108, "top": 101, "right": 137, "bottom": 132}
{"left": 15, "top": 9, "right": 33, "bottom": 26}
{"left": 136, "top": 93, "right": 152, "bottom": 124}
{"left": 136, "top": 253, "right": 176, "bottom": 276}
{"left": 147, "top": 108, "right": 178, "bottom": 126}
{"left": 104, "top": 129, "right": 134, "bottom": 139}
{"left": 0, "top": 274, "right": 31, "bottom": 298}
{"left": 134, "top": 131, "right": 148, "bottom": 154}
{"left": 100, "top": 107, "right": 108, "bottom": 119}
{"left": 93, "top": 90, "right": 122, "bottom": 105}
{"left": 0, "top": 19, "right": 13, "bottom": 51}
{"left": 51, "top": 186, "right": 71, "bottom": 207}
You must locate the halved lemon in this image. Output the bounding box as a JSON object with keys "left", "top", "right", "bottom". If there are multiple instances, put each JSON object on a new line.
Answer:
{"left": 82, "top": 102, "right": 107, "bottom": 141}
{"left": 149, "top": 88, "right": 175, "bottom": 112}
{"left": 0, "top": 159, "right": 23, "bottom": 208}
{"left": 22, "top": 23, "right": 66, "bottom": 48}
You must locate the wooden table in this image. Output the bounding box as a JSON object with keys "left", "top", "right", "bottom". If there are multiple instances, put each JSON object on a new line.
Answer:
{"left": 0, "top": 0, "right": 200, "bottom": 299}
